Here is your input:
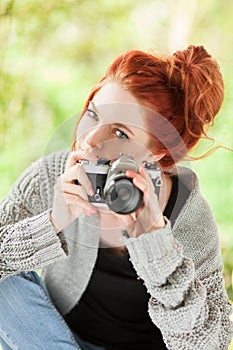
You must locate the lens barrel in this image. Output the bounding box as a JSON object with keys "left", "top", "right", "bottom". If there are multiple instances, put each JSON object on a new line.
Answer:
{"left": 104, "top": 176, "right": 143, "bottom": 214}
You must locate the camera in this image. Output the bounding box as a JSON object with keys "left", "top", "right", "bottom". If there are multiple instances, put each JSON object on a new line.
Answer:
{"left": 79, "top": 154, "right": 162, "bottom": 215}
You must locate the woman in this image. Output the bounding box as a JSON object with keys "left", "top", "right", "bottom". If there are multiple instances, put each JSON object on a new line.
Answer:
{"left": 0, "top": 45, "right": 232, "bottom": 350}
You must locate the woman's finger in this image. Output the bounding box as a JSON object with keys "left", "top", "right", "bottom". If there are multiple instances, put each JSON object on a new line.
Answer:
{"left": 62, "top": 193, "right": 96, "bottom": 217}
{"left": 65, "top": 150, "right": 98, "bottom": 169}
{"left": 126, "top": 168, "right": 157, "bottom": 204}
{"left": 126, "top": 170, "right": 149, "bottom": 194}
{"left": 61, "top": 163, "right": 94, "bottom": 196}
{"left": 59, "top": 182, "right": 88, "bottom": 200}
{"left": 54, "top": 181, "right": 95, "bottom": 210}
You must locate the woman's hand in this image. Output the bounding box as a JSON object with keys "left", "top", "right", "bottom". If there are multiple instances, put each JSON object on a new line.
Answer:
{"left": 50, "top": 151, "right": 97, "bottom": 233}
{"left": 116, "top": 167, "right": 166, "bottom": 237}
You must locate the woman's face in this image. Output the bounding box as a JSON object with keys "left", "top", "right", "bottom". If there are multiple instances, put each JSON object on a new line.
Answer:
{"left": 76, "top": 82, "right": 160, "bottom": 164}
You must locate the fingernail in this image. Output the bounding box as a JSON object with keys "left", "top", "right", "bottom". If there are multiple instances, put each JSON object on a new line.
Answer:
{"left": 89, "top": 188, "right": 94, "bottom": 196}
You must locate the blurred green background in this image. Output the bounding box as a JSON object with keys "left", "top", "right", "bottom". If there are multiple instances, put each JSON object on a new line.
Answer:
{"left": 0, "top": 0, "right": 233, "bottom": 346}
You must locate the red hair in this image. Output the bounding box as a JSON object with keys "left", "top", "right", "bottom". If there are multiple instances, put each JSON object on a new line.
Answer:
{"left": 72, "top": 45, "right": 224, "bottom": 169}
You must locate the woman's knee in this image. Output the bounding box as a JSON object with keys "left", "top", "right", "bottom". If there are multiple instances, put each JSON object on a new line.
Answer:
{"left": 0, "top": 272, "right": 80, "bottom": 349}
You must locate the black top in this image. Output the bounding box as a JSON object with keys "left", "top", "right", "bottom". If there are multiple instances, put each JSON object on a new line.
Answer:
{"left": 65, "top": 175, "right": 190, "bottom": 349}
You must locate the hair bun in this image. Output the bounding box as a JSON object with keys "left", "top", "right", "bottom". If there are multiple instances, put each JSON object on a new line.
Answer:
{"left": 173, "top": 45, "right": 212, "bottom": 72}
{"left": 170, "top": 44, "right": 224, "bottom": 132}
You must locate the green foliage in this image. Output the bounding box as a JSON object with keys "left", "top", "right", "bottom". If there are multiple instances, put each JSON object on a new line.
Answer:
{"left": 0, "top": 0, "right": 233, "bottom": 308}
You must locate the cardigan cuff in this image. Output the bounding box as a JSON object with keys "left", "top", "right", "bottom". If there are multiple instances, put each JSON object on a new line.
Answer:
{"left": 30, "top": 210, "right": 68, "bottom": 265}
{"left": 123, "top": 218, "right": 183, "bottom": 285}
{"left": 123, "top": 217, "right": 174, "bottom": 260}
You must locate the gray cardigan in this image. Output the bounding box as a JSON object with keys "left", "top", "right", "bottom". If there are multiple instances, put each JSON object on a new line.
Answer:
{"left": 0, "top": 150, "right": 232, "bottom": 349}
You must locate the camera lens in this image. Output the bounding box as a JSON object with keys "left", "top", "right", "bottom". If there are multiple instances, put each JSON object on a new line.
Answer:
{"left": 104, "top": 178, "right": 143, "bottom": 214}
{"left": 118, "top": 186, "right": 131, "bottom": 202}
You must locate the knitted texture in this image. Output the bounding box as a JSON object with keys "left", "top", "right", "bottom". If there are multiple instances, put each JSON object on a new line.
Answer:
{"left": 0, "top": 149, "right": 232, "bottom": 349}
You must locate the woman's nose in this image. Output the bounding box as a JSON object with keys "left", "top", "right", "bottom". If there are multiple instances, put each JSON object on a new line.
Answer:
{"left": 82, "top": 126, "right": 105, "bottom": 150}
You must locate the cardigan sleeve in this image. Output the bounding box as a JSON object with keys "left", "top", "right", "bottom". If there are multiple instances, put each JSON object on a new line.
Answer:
{"left": 124, "top": 194, "right": 233, "bottom": 349}
{"left": 0, "top": 152, "right": 68, "bottom": 282}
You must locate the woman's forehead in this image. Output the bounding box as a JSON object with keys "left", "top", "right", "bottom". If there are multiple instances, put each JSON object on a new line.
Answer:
{"left": 90, "top": 101, "right": 146, "bottom": 127}
{"left": 92, "top": 81, "right": 138, "bottom": 105}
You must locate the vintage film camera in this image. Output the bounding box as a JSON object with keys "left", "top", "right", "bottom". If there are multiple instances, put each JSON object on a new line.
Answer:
{"left": 79, "top": 154, "right": 162, "bottom": 215}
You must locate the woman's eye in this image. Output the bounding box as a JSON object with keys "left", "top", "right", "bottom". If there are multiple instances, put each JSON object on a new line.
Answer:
{"left": 114, "top": 129, "right": 129, "bottom": 140}
{"left": 86, "top": 108, "right": 98, "bottom": 121}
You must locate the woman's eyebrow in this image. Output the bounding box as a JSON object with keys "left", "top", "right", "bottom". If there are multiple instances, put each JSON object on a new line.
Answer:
{"left": 88, "top": 101, "right": 99, "bottom": 113}
{"left": 89, "top": 100, "right": 135, "bottom": 136}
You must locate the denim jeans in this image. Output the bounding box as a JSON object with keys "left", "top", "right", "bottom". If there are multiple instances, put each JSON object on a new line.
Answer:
{"left": 0, "top": 271, "right": 106, "bottom": 350}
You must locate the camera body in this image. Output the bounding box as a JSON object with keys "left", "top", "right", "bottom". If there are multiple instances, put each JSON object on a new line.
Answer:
{"left": 80, "top": 154, "right": 162, "bottom": 215}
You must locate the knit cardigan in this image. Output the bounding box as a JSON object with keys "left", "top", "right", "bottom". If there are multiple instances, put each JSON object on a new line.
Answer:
{"left": 0, "top": 149, "right": 232, "bottom": 349}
